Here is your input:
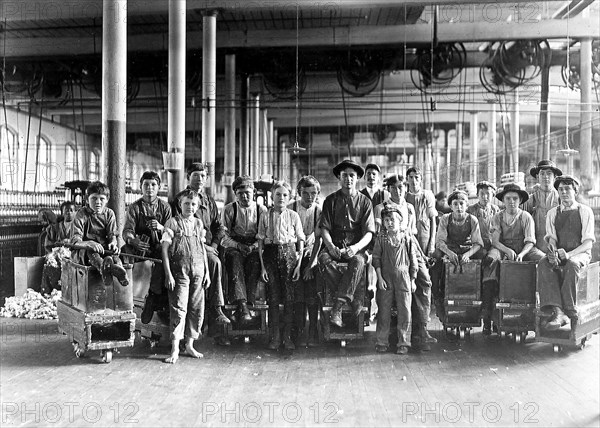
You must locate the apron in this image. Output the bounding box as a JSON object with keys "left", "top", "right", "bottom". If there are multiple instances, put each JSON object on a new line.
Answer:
{"left": 500, "top": 212, "right": 526, "bottom": 254}
{"left": 556, "top": 208, "right": 582, "bottom": 252}
{"left": 446, "top": 216, "right": 472, "bottom": 255}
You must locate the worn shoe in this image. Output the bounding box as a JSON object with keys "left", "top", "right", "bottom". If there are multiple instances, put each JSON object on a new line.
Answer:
{"left": 239, "top": 301, "right": 253, "bottom": 323}
{"left": 545, "top": 307, "right": 569, "bottom": 331}
{"left": 375, "top": 345, "right": 388, "bottom": 353}
{"left": 329, "top": 300, "right": 344, "bottom": 328}
{"left": 564, "top": 308, "right": 579, "bottom": 324}
{"left": 423, "top": 330, "right": 437, "bottom": 343}
{"left": 396, "top": 346, "right": 409, "bottom": 355}
{"left": 141, "top": 292, "right": 156, "bottom": 324}
{"left": 214, "top": 307, "right": 231, "bottom": 325}
{"left": 214, "top": 336, "right": 231, "bottom": 347}
{"left": 111, "top": 261, "right": 129, "bottom": 287}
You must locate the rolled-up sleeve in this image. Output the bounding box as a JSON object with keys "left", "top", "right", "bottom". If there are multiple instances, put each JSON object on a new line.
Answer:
{"left": 522, "top": 211, "right": 536, "bottom": 244}
{"left": 292, "top": 211, "right": 306, "bottom": 242}
{"left": 435, "top": 215, "right": 450, "bottom": 249}
{"left": 122, "top": 206, "right": 137, "bottom": 243}
{"left": 319, "top": 196, "right": 334, "bottom": 232}
{"left": 256, "top": 211, "right": 268, "bottom": 241}
{"left": 580, "top": 205, "right": 596, "bottom": 243}
{"left": 161, "top": 218, "right": 177, "bottom": 245}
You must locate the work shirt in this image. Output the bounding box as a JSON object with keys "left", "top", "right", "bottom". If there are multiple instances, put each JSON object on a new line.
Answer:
{"left": 71, "top": 206, "right": 118, "bottom": 247}
{"left": 173, "top": 186, "right": 224, "bottom": 246}
{"left": 44, "top": 221, "right": 74, "bottom": 253}
{"left": 123, "top": 197, "right": 172, "bottom": 247}
{"left": 523, "top": 187, "right": 560, "bottom": 252}
{"left": 436, "top": 213, "right": 484, "bottom": 253}
{"left": 320, "top": 189, "right": 375, "bottom": 247}
{"left": 256, "top": 208, "right": 305, "bottom": 245}
{"left": 361, "top": 187, "right": 389, "bottom": 209}
{"left": 467, "top": 202, "right": 500, "bottom": 249}
{"left": 490, "top": 209, "right": 536, "bottom": 253}
{"left": 221, "top": 201, "right": 267, "bottom": 248}
{"left": 405, "top": 189, "right": 437, "bottom": 251}
{"left": 545, "top": 201, "right": 596, "bottom": 250}
{"left": 288, "top": 200, "right": 321, "bottom": 252}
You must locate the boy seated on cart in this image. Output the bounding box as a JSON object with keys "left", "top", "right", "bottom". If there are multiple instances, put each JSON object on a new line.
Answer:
{"left": 41, "top": 201, "right": 77, "bottom": 292}
{"left": 537, "top": 175, "right": 596, "bottom": 330}
{"left": 220, "top": 175, "right": 267, "bottom": 322}
{"left": 430, "top": 190, "right": 485, "bottom": 316}
{"left": 70, "top": 181, "right": 129, "bottom": 287}
{"left": 122, "top": 171, "right": 172, "bottom": 324}
{"left": 482, "top": 184, "right": 544, "bottom": 335}
{"left": 162, "top": 189, "right": 210, "bottom": 363}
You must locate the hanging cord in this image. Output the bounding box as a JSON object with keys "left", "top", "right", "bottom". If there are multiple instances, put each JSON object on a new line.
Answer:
{"left": 33, "top": 76, "right": 44, "bottom": 191}
{"left": 70, "top": 77, "right": 80, "bottom": 178}
{"left": 23, "top": 78, "right": 34, "bottom": 192}
{"left": 78, "top": 78, "right": 88, "bottom": 178}
{"left": 152, "top": 78, "right": 166, "bottom": 153}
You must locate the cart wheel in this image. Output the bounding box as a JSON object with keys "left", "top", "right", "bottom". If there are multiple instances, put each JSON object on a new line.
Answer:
{"left": 514, "top": 333, "right": 521, "bottom": 344}
{"left": 340, "top": 340, "right": 347, "bottom": 348}
{"left": 553, "top": 344, "right": 562, "bottom": 353}
{"left": 102, "top": 350, "right": 113, "bottom": 363}
{"left": 244, "top": 336, "right": 250, "bottom": 344}
{"left": 520, "top": 332, "right": 527, "bottom": 344}
{"left": 459, "top": 328, "right": 465, "bottom": 340}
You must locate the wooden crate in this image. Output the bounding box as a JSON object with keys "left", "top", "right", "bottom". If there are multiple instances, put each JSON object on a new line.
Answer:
{"left": 442, "top": 305, "right": 481, "bottom": 329}
{"left": 498, "top": 260, "right": 537, "bottom": 304}
{"left": 60, "top": 259, "right": 133, "bottom": 313}
{"left": 577, "top": 262, "right": 599, "bottom": 305}
{"left": 223, "top": 304, "right": 268, "bottom": 338}
{"left": 57, "top": 300, "right": 135, "bottom": 352}
{"left": 13, "top": 256, "right": 44, "bottom": 296}
{"left": 321, "top": 306, "right": 367, "bottom": 342}
{"left": 444, "top": 260, "right": 481, "bottom": 301}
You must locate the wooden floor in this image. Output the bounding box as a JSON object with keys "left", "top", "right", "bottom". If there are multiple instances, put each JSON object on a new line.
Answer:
{"left": 1, "top": 316, "right": 599, "bottom": 428}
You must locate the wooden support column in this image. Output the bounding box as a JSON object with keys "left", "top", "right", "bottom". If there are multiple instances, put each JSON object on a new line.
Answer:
{"left": 470, "top": 112, "right": 479, "bottom": 182}
{"left": 250, "top": 93, "right": 260, "bottom": 179}
{"left": 201, "top": 10, "right": 217, "bottom": 194}
{"left": 260, "top": 108, "right": 268, "bottom": 176}
{"left": 239, "top": 75, "right": 250, "bottom": 176}
{"left": 539, "top": 63, "right": 551, "bottom": 159}
{"left": 267, "top": 119, "right": 274, "bottom": 175}
{"left": 488, "top": 104, "right": 497, "bottom": 183}
{"left": 580, "top": 38, "right": 593, "bottom": 182}
{"left": 224, "top": 53, "right": 236, "bottom": 204}
{"left": 166, "top": 0, "right": 186, "bottom": 201}
{"left": 102, "top": 0, "right": 127, "bottom": 232}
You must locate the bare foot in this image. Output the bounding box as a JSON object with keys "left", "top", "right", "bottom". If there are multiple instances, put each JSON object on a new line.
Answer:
{"left": 184, "top": 344, "right": 204, "bottom": 359}
{"left": 164, "top": 351, "right": 179, "bottom": 364}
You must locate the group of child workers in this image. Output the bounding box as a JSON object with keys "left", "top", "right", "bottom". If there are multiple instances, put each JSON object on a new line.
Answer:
{"left": 45, "top": 159, "right": 596, "bottom": 363}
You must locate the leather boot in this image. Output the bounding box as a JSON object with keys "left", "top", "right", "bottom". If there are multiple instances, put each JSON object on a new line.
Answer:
{"left": 239, "top": 301, "right": 253, "bottom": 323}
{"left": 111, "top": 259, "right": 129, "bottom": 286}
{"left": 330, "top": 299, "right": 345, "bottom": 328}
{"left": 545, "top": 306, "right": 569, "bottom": 331}
{"left": 100, "top": 256, "right": 114, "bottom": 286}
{"left": 267, "top": 306, "right": 281, "bottom": 350}
{"left": 214, "top": 306, "right": 231, "bottom": 325}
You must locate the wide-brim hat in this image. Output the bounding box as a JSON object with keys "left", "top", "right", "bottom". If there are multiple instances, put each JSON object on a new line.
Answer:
{"left": 530, "top": 160, "right": 562, "bottom": 178}
{"left": 553, "top": 174, "right": 580, "bottom": 190}
{"left": 496, "top": 183, "right": 529, "bottom": 203}
{"left": 448, "top": 190, "right": 469, "bottom": 205}
{"left": 333, "top": 159, "right": 364, "bottom": 178}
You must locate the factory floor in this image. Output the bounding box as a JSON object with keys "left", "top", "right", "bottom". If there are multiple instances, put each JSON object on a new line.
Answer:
{"left": 1, "top": 316, "right": 599, "bottom": 428}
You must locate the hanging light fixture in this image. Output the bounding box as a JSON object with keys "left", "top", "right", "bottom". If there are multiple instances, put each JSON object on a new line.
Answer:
{"left": 288, "top": 4, "right": 305, "bottom": 156}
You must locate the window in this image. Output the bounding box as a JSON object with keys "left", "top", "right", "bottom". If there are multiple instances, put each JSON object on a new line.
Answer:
{"left": 0, "top": 126, "right": 18, "bottom": 190}
{"left": 89, "top": 150, "right": 100, "bottom": 181}
{"left": 65, "top": 143, "right": 78, "bottom": 182}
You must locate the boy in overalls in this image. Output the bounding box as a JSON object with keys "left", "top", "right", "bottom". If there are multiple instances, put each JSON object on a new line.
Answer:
{"left": 538, "top": 175, "right": 596, "bottom": 330}
{"left": 162, "top": 189, "right": 210, "bottom": 363}
{"left": 483, "top": 184, "right": 545, "bottom": 334}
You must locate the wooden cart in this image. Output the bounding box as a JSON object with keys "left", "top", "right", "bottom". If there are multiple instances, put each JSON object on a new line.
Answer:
{"left": 441, "top": 260, "right": 482, "bottom": 340}
{"left": 496, "top": 260, "right": 537, "bottom": 343}
{"left": 535, "top": 262, "right": 600, "bottom": 352}
{"left": 58, "top": 259, "right": 135, "bottom": 362}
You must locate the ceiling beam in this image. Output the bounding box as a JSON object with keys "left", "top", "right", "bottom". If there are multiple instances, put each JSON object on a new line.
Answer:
{"left": 0, "top": 1, "right": 568, "bottom": 22}
{"left": 5, "top": 16, "right": 598, "bottom": 58}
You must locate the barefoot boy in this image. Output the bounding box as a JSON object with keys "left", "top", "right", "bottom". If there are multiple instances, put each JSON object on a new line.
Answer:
{"left": 162, "top": 189, "right": 210, "bottom": 363}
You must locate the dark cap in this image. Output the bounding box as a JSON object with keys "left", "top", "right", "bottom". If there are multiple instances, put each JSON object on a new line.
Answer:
{"left": 496, "top": 183, "right": 529, "bottom": 203}
{"left": 333, "top": 159, "right": 365, "bottom": 178}
{"left": 476, "top": 180, "right": 497, "bottom": 192}
{"left": 447, "top": 190, "right": 469, "bottom": 205}
{"left": 232, "top": 175, "right": 254, "bottom": 192}
{"left": 530, "top": 160, "right": 562, "bottom": 178}
{"left": 553, "top": 174, "right": 580, "bottom": 190}
{"left": 365, "top": 163, "right": 381, "bottom": 173}
{"left": 186, "top": 162, "right": 206, "bottom": 175}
